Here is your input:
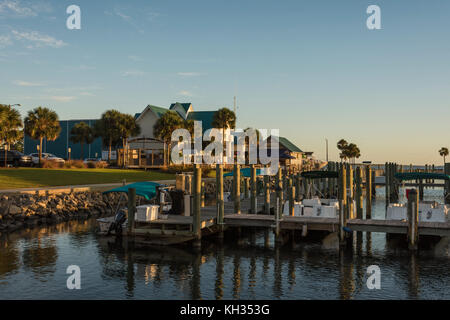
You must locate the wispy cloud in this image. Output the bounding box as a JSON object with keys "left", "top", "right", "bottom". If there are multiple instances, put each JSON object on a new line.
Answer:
{"left": 50, "top": 96, "right": 76, "bottom": 102}
{"left": 177, "top": 72, "right": 205, "bottom": 77}
{"left": 12, "top": 30, "right": 66, "bottom": 48}
{"left": 0, "top": 0, "right": 36, "bottom": 16}
{"left": 128, "top": 55, "right": 143, "bottom": 62}
{"left": 178, "top": 90, "right": 193, "bottom": 97}
{"left": 122, "top": 70, "right": 145, "bottom": 77}
{"left": 80, "top": 92, "right": 95, "bottom": 97}
{"left": 0, "top": 35, "right": 12, "bottom": 47}
{"left": 12, "top": 80, "right": 44, "bottom": 87}
{"left": 105, "top": 6, "right": 161, "bottom": 34}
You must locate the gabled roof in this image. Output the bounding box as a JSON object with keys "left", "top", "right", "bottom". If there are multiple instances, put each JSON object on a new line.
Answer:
{"left": 186, "top": 111, "right": 216, "bottom": 132}
{"left": 170, "top": 102, "right": 192, "bottom": 113}
{"left": 279, "top": 137, "right": 303, "bottom": 153}
{"left": 149, "top": 105, "right": 171, "bottom": 118}
{"left": 135, "top": 105, "right": 170, "bottom": 123}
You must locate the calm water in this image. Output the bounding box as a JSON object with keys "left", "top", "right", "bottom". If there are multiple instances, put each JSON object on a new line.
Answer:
{"left": 1, "top": 187, "right": 450, "bottom": 300}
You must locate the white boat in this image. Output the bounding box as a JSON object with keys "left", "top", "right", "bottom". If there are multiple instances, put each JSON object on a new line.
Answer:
{"left": 282, "top": 197, "right": 348, "bottom": 218}
{"left": 387, "top": 201, "right": 448, "bottom": 222}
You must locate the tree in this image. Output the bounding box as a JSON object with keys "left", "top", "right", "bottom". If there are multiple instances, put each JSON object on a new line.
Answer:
{"left": 153, "top": 111, "right": 183, "bottom": 166}
{"left": 94, "top": 110, "right": 122, "bottom": 162}
{"left": 70, "top": 122, "right": 94, "bottom": 160}
{"left": 117, "top": 113, "right": 141, "bottom": 167}
{"left": 0, "top": 105, "right": 23, "bottom": 167}
{"left": 24, "top": 107, "right": 61, "bottom": 166}
{"left": 337, "top": 139, "right": 348, "bottom": 162}
{"left": 212, "top": 108, "right": 236, "bottom": 162}
{"left": 439, "top": 147, "right": 449, "bottom": 166}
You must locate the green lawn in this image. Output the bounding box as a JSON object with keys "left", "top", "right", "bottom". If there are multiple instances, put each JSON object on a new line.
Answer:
{"left": 0, "top": 168, "right": 176, "bottom": 190}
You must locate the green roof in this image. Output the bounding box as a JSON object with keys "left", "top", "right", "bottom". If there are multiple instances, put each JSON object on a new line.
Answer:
{"left": 279, "top": 137, "right": 303, "bottom": 153}
{"left": 170, "top": 102, "right": 192, "bottom": 113}
{"left": 187, "top": 111, "right": 216, "bottom": 131}
{"left": 148, "top": 105, "right": 171, "bottom": 118}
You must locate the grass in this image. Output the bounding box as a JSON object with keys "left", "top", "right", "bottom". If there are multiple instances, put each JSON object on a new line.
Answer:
{"left": 0, "top": 167, "right": 176, "bottom": 190}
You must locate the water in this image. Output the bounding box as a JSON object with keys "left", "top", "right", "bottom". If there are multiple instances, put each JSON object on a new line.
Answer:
{"left": 1, "top": 187, "right": 450, "bottom": 300}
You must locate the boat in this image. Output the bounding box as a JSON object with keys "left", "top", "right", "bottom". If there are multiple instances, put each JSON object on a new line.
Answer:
{"left": 386, "top": 172, "right": 450, "bottom": 222}
{"left": 282, "top": 170, "right": 350, "bottom": 218}
{"left": 97, "top": 181, "right": 173, "bottom": 235}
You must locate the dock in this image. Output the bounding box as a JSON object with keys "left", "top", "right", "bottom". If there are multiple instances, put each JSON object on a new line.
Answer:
{"left": 119, "top": 162, "right": 450, "bottom": 249}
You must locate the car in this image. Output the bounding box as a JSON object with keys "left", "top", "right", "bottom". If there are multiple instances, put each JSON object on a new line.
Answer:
{"left": 83, "top": 157, "right": 103, "bottom": 163}
{"left": 0, "top": 150, "right": 24, "bottom": 167}
{"left": 29, "top": 153, "right": 65, "bottom": 166}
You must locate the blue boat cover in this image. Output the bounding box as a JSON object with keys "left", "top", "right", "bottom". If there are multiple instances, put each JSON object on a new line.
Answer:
{"left": 103, "top": 181, "right": 162, "bottom": 200}
{"left": 223, "top": 167, "right": 264, "bottom": 178}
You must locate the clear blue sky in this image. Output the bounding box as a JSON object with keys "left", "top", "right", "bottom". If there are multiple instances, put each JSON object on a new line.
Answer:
{"left": 1, "top": 0, "right": 450, "bottom": 164}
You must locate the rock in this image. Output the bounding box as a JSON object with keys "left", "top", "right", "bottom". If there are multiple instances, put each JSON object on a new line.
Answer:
{"left": 9, "top": 205, "right": 22, "bottom": 215}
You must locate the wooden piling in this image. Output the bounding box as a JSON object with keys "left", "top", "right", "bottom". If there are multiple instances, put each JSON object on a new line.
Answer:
{"left": 365, "top": 165, "right": 372, "bottom": 219}
{"left": 250, "top": 165, "right": 257, "bottom": 214}
{"left": 127, "top": 188, "right": 136, "bottom": 234}
{"left": 295, "top": 173, "right": 301, "bottom": 201}
{"left": 216, "top": 164, "right": 224, "bottom": 231}
{"left": 201, "top": 181, "right": 205, "bottom": 207}
{"left": 193, "top": 164, "right": 202, "bottom": 240}
{"left": 339, "top": 165, "right": 347, "bottom": 244}
{"left": 276, "top": 167, "right": 284, "bottom": 215}
{"left": 234, "top": 164, "right": 241, "bottom": 214}
{"left": 407, "top": 189, "right": 419, "bottom": 250}
{"left": 355, "top": 167, "right": 363, "bottom": 219}
{"left": 385, "top": 162, "right": 389, "bottom": 208}
{"left": 289, "top": 186, "right": 295, "bottom": 216}
{"left": 264, "top": 176, "right": 271, "bottom": 214}
{"left": 419, "top": 179, "right": 424, "bottom": 201}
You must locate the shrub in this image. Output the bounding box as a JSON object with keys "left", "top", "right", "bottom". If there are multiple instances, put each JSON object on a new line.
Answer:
{"left": 71, "top": 160, "right": 86, "bottom": 169}
{"left": 87, "top": 161, "right": 96, "bottom": 169}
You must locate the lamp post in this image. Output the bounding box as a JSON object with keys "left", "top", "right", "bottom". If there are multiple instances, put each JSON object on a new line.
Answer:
{"left": 326, "top": 138, "right": 329, "bottom": 162}
{"left": 68, "top": 147, "right": 71, "bottom": 162}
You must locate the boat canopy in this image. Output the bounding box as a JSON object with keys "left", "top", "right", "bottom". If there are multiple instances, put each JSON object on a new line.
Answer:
{"left": 394, "top": 172, "right": 450, "bottom": 181}
{"left": 103, "top": 181, "right": 163, "bottom": 200}
{"left": 223, "top": 167, "right": 264, "bottom": 178}
{"left": 301, "top": 171, "right": 339, "bottom": 179}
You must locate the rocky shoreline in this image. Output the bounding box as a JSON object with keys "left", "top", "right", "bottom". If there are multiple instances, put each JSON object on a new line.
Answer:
{"left": 0, "top": 191, "right": 124, "bottom": 234}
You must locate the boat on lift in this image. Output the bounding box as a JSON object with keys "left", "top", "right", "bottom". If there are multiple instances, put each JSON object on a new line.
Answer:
{"left": 282, "top": 170, "right": 353, "bottom": 218}
{"left": 386, "top": 172, "right": 450, "bottom": 222}
{"left": 97, "top": 181, "right": 173, "bottom": 235}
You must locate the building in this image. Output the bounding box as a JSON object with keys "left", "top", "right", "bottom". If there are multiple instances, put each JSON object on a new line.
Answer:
{"left": 264, "top": 136, "right": 304, "bottom": 171}
{"left": 124, "top": 102, "right": 218, "bottom": 167}
{"left": 24, "top": 119, "right": 103, "bottom": 160}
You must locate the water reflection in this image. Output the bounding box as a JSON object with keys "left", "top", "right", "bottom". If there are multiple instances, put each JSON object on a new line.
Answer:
{"left": 0, "top": 188, "right": 450, "bottom": 299}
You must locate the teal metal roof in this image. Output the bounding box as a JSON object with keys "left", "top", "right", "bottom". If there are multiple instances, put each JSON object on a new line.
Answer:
{"left": 170, "top": 102, "right": 192, "bottom": 113}
{"left": 148, "top": 105, "right": 171, "bottom": 118}
{"left": 394, "top": 172, "right": 450, "bottom": 181}
{"left": 187, "top": 111, "right": 216, "bottom": 131}
{"left": 279, "top": 137, "right": 303, "bottom": 153}
{"left": 103, "top": 181, "right": 163, "bottom": 200}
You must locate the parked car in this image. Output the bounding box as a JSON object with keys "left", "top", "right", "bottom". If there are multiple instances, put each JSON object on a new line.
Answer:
{"left": 83, "top": 157, "right": 103, "bottom": 163}
{"left": 0, "top": 150, "right": 24, "bottom": 167}
{"left": 19, "top": 153, "right": 33, "bottom": 166}
{"left": 29, "top": 153, "right": 65, "bottom": 166}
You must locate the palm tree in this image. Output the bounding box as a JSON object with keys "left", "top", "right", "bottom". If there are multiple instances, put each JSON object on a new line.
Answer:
{"left": 439, "top": 147, "right": 449, "bottom": 166}
{"left": 70, "top": 122, "right": 94, "bottom": 160}
{"left": 212, "top": 108, "right": 236, "bottom": 162}
{"left": 346, "top": 143, "right": 361, "bottom": 164}
{"left": 337, "top": 139, "right": 348, "bottom": 162}
{"left": 0, "top": 105, "right": 23, "bottom": 167}
{"left": 94, "top": 110, "right": 122, "bottom": 162}
{"left": 153, "top": 111, "right": 183, "bottom": 166}
{"left": 117, "top": 113, "right": 141, "bottom": 167}
{"left": 24, "top": 107, "right": 61, "bottom": 166}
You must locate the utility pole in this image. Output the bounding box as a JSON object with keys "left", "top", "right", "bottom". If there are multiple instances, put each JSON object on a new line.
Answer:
{"left": 233, "top": 96, "right": 237, "bottom": 127}
{"left": 326, "top": 138, "right": 329, "bottom": 162}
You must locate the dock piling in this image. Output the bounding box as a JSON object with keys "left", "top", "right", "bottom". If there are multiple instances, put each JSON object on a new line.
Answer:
{"left": 365, "top": 165, "right": 372, "bottom": 219}
{"left": 355, "top": 167, "right": 363, "bottom": 219}
{"left": 234, "top": 164, "right": 241, "bottom": 214}
{"left": 407, "top": 189, "right": 419, "bottom": 250}
{"left": 193, "top": 164, "right": 202, "bottom": 240}
{"left": 250, "top": 165, "right": 257, "bottom": 214}
{"left": 127, "top": 187, "right": 136, "bottom": 234}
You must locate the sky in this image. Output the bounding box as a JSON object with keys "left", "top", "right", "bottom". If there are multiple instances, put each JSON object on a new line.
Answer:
{"left": 1, "top": 0, "right": 450, "bottom": 165}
